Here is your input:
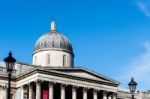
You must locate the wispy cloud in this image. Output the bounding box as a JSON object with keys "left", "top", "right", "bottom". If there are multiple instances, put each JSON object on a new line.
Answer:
{"left": 118, "top": 41, "right": 150, "bottom": 89}
{"left": 135, "top": 0, "right": 150, "bottom": 17}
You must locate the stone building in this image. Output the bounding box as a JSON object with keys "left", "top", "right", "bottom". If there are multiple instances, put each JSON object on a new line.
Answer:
{"left": 0, "top": 21, "right": 119, "bottom": 99}
{"left": 117, "top": 89, "right": 150, "bottom": 99}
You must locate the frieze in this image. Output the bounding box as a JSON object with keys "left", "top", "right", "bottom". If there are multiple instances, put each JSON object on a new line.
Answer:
{"left": 17, "top": 73, "right": 117, "bottom": 92}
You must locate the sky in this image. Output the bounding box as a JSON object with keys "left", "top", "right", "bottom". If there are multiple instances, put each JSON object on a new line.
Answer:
{"left": 0, "top": 0, "right": 150, "bottom": 90}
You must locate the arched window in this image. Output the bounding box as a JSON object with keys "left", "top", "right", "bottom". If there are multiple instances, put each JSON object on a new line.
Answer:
{"left": 34, "top": 56, "right": 37, "bottom": 65}
{"left": 63, "top": 55, "right": 67, "bottom": 66}
{"left": 46, "top": 54, "right": 50, "bottom": 65}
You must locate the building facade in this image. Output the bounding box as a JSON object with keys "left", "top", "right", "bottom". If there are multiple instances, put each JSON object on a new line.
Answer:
{"left": 117, "top": 90, "right": 150, "bottom": 99}
{"left": 0, "top": 21, "right": 119, "bottom": 99}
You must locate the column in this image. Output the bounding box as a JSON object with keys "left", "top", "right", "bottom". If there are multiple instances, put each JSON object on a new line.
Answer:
{"left": 72, "top": 86, "right": 77, "bottom": 99}
{"left": 108, "top": 96, "right": 111, "bottom": 99}
{"left": 13, "top": 89, "right": 16, "bottom": 99}
{"left": 83, "top": 88, "right": 87, "bottom": 99}
{"left": 21, "top": 86, "right": 24, "bottom": 99}
{"left": 29, "top": 84, "right": 33, "bottom": 99}
{"left": 49, "top": 83, "right": 54, "bottom": 99}
{"left": 61, "top": 84, "right": 66, "bottom": 99}
{"left": 36, "top": 81, "right": 41, "bottom": 99}
{"left": 3, "top": 86, "right": 7, "bottom": 99}
{"left": 103, "top": 91, "right": 107, "bottom": 99}
{"left": 93, "top": 90, "right": 98, "bottom": 99}
{"left": 113, "top": 93, "right": 116, "bottom": 99}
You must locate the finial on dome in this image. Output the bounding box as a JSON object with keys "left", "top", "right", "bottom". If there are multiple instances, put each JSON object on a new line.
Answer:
{"left": 51, "top": 20, "right": 56, "bottom": 31}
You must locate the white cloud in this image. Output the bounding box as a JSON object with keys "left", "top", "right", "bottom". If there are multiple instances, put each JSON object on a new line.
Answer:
{"left": 135, "top": 0, "right": 150, "bottom": 17}
{"left": 118, "top": 41, "right": 150, "bottom": 89}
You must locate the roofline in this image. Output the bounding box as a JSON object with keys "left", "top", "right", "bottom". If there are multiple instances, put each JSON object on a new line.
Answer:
{"left": 32, "top": 48, "right": 74, "bottom": 57}
{"left": 16, "top": 68, "right": 118, "bottom": 87}
{"left": 46, "top": 66, "right": 120, "bottom": 85}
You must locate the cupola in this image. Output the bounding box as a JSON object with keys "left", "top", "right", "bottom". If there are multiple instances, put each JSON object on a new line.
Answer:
{"left": 33, "top": 21, "right": 74, "bottom": 67}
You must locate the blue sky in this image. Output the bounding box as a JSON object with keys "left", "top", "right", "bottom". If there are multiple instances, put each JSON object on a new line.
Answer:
{"left": 0, "top": 0, "right": 150, "bottom": 90}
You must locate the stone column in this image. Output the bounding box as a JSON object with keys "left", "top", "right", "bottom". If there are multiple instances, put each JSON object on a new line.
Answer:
{"left": 36, "top": 81, "right": 41, "bottom": 99}
{"left": 61, "top": 84, "right": 66, "bottom": 99}
{"left": 108, "top": 96, "right": 111, "bottom": 99}
{"left": 29, "top": 84, "right": 33, "bottom": 99}
{"left": 93, "top": 90, "right": 98, "bottom": 99}
{"left": 3, "top": 86, "right": 7, "bottom": 99}
{"left": 83, "top": 88, "right": 87, "bottom": 99}
{"left": 113, "top": 93, "right": 116, "bottom": 99}
{"left": 21, "top": 86, "right": 24, "bottom": 99}
{"left": 72, "top": 86, "right": 77, "bottom": 99}
{"left": 13, "top": 89, "right": 17, "bottom": 99}
{"left": 49, "top": 83, "right": 54, "bottom": 99}
{"left": 103, "top": 91, "right": 107, "bottom": 99}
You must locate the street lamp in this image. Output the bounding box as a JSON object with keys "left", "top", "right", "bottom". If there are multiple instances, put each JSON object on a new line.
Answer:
{"left": 4, "top": 52, "right": 16, "bottom": 99}
{"left": 128, "top": 77, "right": 137, "bottom": 99}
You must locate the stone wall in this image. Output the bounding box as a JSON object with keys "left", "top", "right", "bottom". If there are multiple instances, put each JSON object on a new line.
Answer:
{"left": 117, "top": 90, "right": 150, "bottom": 99}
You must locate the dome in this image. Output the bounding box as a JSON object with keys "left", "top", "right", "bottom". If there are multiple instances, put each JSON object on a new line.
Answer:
{"left": 34, "top": 21, "right": 73, "bottom": 54}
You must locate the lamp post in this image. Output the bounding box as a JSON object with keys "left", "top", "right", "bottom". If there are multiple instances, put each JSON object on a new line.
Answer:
{"left": 128, "top": 77, "right": 137, "bottom": 99}
{"left": 4, "top": 52, "right": 16, "bottom": 99}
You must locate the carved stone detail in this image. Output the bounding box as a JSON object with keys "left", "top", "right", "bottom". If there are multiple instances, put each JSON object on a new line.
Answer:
{"left": 17, "top": 73, "right": 117, "bottom": 93}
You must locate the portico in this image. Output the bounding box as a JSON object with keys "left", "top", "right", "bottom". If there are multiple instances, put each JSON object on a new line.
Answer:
{"left": 20, "top": 81, "right": 117, "bottom": 99}
{"left": 16, "top": 67, "right": 118, "bottom": 99}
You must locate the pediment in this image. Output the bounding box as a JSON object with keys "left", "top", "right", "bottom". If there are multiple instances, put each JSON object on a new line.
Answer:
{"left": 51, "top": 68, "right": 119, "bottom": 85}
{"left": 66, "top": 71, "right": 104, "bottom": 81}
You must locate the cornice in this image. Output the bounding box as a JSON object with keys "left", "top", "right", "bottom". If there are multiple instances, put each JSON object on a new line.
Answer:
{"left": 16, "top": 72, "right": 117, "bottom": 92}
{"left": 32, "top": 48, "right": 74, "bottom": 57}
{"left": 16, "top": 68, "right": 118, "bottom": 87}
{"left": 46, "top": 67, "right": 119, "bottom": 85}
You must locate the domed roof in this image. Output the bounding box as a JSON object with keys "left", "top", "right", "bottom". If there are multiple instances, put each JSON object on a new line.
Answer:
{"left": 34, "top": 21, "right": 73, "bottom": 54}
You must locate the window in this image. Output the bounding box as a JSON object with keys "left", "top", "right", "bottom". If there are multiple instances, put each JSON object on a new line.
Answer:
{"left": 63, "top": 55, "right": 67, "bottom": 66}
{"left": 46, "top": 54, "right": 50, "bottom": 65}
